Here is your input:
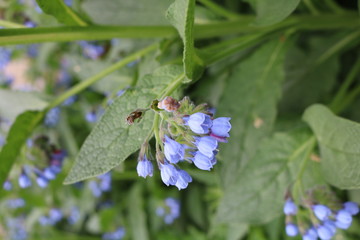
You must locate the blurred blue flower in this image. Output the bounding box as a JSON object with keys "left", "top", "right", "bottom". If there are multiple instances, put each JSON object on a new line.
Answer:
{"left": 0, "top": 47, "right": 11, "bottom": 69}
{"left": 68, "top": 206, "right": 80, "bottom": 225}
{"left": 44, "top": 107, "right": 61, "bottom": 127}
{"left": 6, "top": 217, "right": 28, "bottom": 240}
{"left": 102, "top": 227, "right": 125, "bottom": 240}
{"left": 7, "top": 198, "right": 26, "bottom": 209}
{"left": 18, "top": 172, "right": 32, "bottom": 188}
{"left": 3, "top": 180, "right": 12, "bottom": 191}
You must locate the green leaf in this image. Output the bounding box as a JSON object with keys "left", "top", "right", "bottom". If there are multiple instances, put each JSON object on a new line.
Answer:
{"left": 0, "top": 89, "right": 48, "bottom": 121}
{"left": 36, "top": 0, "right": 87, "bottom": 26}
{"left": 280, "top": 34, "right": 342, "bottom": 114}
{"left": 216, "top": 39, "right": 289, "bottom": 187}
{"left": 0, "top": 111, "right": 44, "bottom": 189}
{"left": 217, "top": 131, "right": 316, "bottom": 224}
{"left": 166, "top": 0, "right": 204, "bottom": 81}
{"left": 64, "top": 65, "right": 183, "bottom": 184}
{"left": 250, "top": 0, "right": 300, "bottom": 26}
{"left": 82, "top": 0, "right": 171, "bottom": 26}
{"left": 128, "top": 184, "right": 149, "bottom": 240}
{"left": 303, "top": 104, "right": 360, "bottom": 189}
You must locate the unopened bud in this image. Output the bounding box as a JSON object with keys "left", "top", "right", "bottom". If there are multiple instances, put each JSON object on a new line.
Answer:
{"left": 158, "top": 96, "right": 180, "bottom": 112}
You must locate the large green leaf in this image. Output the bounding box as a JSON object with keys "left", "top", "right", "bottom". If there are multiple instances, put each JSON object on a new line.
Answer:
{"left": 249, "top": 0, "right": 300, "bottom": 26}
{"left": 82, "top": 0, "right": 170, "bottom": 26}
{"left": 303, "top": 104, "right": 360, "bottom": 189}
{"left": 36, "top": 0, "right": 87, "bottom": 26}
{"left": 0, "top": 111, "right": 44, "bottom": 189}
{"left": 217, "top": 131, "right": 316, "bottom": 224}
{"left": 280, "top": 34, "right": 342, "bottom": 114}
{"left": 216, "top": 39, "right": 289, "bottom": 186}
{"left": 166, "top": 0, "right": 204, "bottom": 81}
{"left": 64, "top": 65, "right": 183, "bottom": 184}
{"left": 0, "top": 89, "right": 48, "bottom": 121}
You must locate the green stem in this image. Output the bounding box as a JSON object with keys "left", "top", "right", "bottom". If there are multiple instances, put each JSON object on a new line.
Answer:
{"left": 303, "top": 0, "right": 320, "bottom": 15}
{"left": 330, "top": 58, "right": 360, "bottom": 113}
{"left": 0, "top": 14, "right": 359, "bottom": 46}
{"left": 324, "top": 0, "right": 346, "bottom": 14}
{"left": 0, "top": 20, "right": 25, "bottom": 28}
{"left": 316, "top": 30, "right": 360, "bottom": 65}
{"left": 153, "top": 113, "right": 161, "bottom": 153}
{"left": 158, "top": 73, "right": 185, "bottom": 99}
{"left": 336, "top": 85, "right": 360, "bottom": 114}
{"left": 46, "top": 43, "right": 158, "bottom": 110}
{"left": 197, "top": 0, "right": 240, "bottom": 20}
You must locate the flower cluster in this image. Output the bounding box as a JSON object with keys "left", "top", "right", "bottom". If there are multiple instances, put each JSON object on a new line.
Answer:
{"left": 3, "top": 137, "right": 66, "bottom": 190}
{"left": 284, "top": 197, "right": 359, "bottom": 240}
{"left": 88, "top": 172, "right": 112, "bottom": 197}
{"left": 38, "top": 208, "right": 63, "bottom": 226}
{"left": 156, "top": 197, "right": 181, "bottom": 224}
{"left": 135, "top": 96, "right": 231, "bottom": 190}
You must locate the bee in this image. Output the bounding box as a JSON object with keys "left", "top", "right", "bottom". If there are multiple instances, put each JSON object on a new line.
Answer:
{"left": 126, "top": 109, "right": 144, "bottom": 125}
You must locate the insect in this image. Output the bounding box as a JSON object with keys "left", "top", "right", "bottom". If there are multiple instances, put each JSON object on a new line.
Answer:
{"left": 126, "top": 109, "right": 144, "bottom": 125}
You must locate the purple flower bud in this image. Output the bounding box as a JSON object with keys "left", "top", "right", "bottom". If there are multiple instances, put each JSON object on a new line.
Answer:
{"left": 211, "top": 117, "right": 231, "bottom": 138}
{"left": 86, "top": 111, "right": 98, "bottom": 123}
{"left": 44, "top": 107, "right": 60, "bottom": 127}
{"left": 285, "top": 223, "right": 298, "bottom": 237}
{"left": 18, "top": 173, "right": 32, "bottom": 188}
{"left": 36, "top": 176, "right": 49, "bottom": 188}
{"left": 317, "top": 225, "right": 334, "bottom": 240}
{"left": 303, "top": 228, "right": 317, "bottom": 240}
{"left": 164, "top": 136, "right": 185, "bottom": 164}
{"left": 98, "top": 172, "right": 112, "bottom": 192}
{"left": 68, "top": 206, "right": 80, "bottom": 225}
{"left": 43, "top": 167, "right": 57, "bottom": 180}
{"left": 184, "top": 112, "right": 212, "bottom": 134}
{"left": 89, "top": 181, "right": 102, "bottom": 198}
{"left": 313, "top": 204, "right": 331, "bottom": 221}
{"left": 323, "top": 220, "right": 336, "bottom": 235}
{"left": 160, "top": 162, "right": 178, "bottom": 186}
{"left": 49, "top": 208, "right": 62, "bottom": 224}
{"left": 344, "top": 201, "right": 359, "bottom": 215}
{"left": 194, "top": 136, "right": 218, "bottom": 158}
{"left": 3, "top": 180, "right": 12, "bottom": 191}
{"left": 336, "top": 209, "right": 352, "bottom": 226}
{"left": 283, "top": 199, "right": 297, "bottom": 215}
{"left": 136, "top": 155, "right": 153, "bottom": 178}
{"left": 192, "top": 151, "right": 216, "bottom": 171}
{"left": 175, "top": 169, "right": 192, "bottom": 190}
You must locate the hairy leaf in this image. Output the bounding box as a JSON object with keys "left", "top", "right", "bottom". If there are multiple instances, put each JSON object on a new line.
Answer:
{"left": 280, "top": 34, "right": 342, "bottom": 114}
{"left": 250, "top": 0, "right": 300, "bottom": 26}
{"left": 166, "top": 0, "right": 204, "bottom": 81}
{"left": 36, "top": 0, "right": 87, "bottom": 26}
{"left": 0, "top": 89, "right": 48, "bottom": 121}
{"left": 217, "top": 39, "right": 289, "bottom": 186}
{"left": 0, "top": 111, "right": 44, "bottom": 189}
{"left": 64, "top": 65, "right": 183, "bottom": 184}
{"left": 303, "top": 104, "right": 360, "bottom": 189}
{"left": 217, "top": 131, "right": 315, "bottom": 224}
